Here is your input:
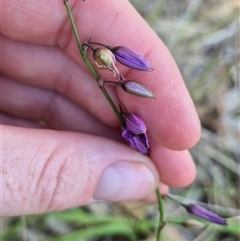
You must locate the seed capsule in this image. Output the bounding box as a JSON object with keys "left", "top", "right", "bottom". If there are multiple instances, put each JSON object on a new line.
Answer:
{"left": 93, "top": 48, "right": 120, "bottom": 77}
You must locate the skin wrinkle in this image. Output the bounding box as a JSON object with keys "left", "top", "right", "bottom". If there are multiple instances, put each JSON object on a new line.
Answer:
{"left": 45, "top": 143, "right": 91, "bottom": 211}
{"left": 2, "top": 129, "right": 69, "bottom": 215}
{"left": 2, "top": 112, "right": 105, "bottom": 212}
{"left": 3, "top": 163, "right": 14, "bottom": 214}
{"left": 39, "top": 168, "right": 59, "bottom": 213}
{"left": 79, "top": 151, "right": 96, "bottom": 204}
{"left": 33, "top": 146, "right": 57, "bottom": 213}
{"left": 38, "top": 142, "right": 73, "bottom": 212}
{"left": 26, "top": 144, "right": 44, "bottom": 208}
{"left": 71, "top": 145, "right": 94, "bottom": 206}
{"left": 34, "top": 144, "right": 69, "bottom": 213}
{"left": 3, "top": 144, "right": 29, "bottom": 213}
{"left": 26, "top": 144, "right": 56, "bottom": 213}
{"left": 46, "top": 153, "right": 69, "bottom": 212}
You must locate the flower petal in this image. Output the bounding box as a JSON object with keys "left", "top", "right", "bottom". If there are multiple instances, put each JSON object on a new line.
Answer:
{"left": 112, "top": 46, "right": 151, "bottom": 71}
{"left": 122, "top": 128, "right": 149, "bottom": 155}
{"left": 186, "top": 204, "right": 228, "bottom": 226}
{"left": 125, "top": 114, "right": 147, "bottom": 134}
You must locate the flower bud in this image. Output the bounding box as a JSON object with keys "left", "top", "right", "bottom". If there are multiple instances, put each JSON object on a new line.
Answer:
{"left": 125, "top": 113, "right": 147, "bottom": 134}
{"left": 185, "top": 204, "right": 228, "bottom": 226}
{"left": 120, "top": 81, "right": 155, "bottom": 98}
{"left": 111, "top": 46, "right": 151, "bottom": 71}
{"left": 122, "top": 128, "right": 149, "bottom": 155}
{"left": 122, "top": 113, "right": 150, "bottom": 155}
{"left": 93, "top": 48, "right": 120, "bottom": 76}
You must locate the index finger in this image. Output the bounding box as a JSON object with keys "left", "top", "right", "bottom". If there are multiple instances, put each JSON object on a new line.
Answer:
{"left": 1, "top": 0, "right": 200, "bottom": 150}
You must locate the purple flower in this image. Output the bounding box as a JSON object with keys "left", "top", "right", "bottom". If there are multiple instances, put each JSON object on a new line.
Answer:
{"left": 185, "top": 204, "right": 228, "bottom": 226}
{"left": 122, "top": 113, "right": 150, "bottom": 155}
{"left": 111, "top": 46, "right": 151, "bottom": 71}
{"left": 119, "top": 81, "right": 155, "bottom": 98}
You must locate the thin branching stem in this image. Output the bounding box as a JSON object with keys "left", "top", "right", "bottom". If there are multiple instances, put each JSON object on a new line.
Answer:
{"left": 64, "top": 0, "right": 124, "bottom": 126}
{"left": 88, "top": 40, "right": 111, "bottom": 49}
{"left": 64, "top": 2, "right": 165, "bottom": 240}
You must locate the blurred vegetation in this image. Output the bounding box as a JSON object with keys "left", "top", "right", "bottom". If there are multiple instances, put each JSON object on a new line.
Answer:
{"left": 2, "top": 0, "right": 239, "bottom": 240}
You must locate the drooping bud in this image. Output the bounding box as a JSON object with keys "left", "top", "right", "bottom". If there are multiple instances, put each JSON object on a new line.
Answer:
{"left": 119, "top": 81, "right": 155, "bottom": 98}
{"left": 122, "top": 113, "right": 150, "bottom": 155}
{"left": 125, "top": 113, "right": 147, "bottom": 134}
{"left": 111, "top": 46, "right": 151, "bottom": 71}
{"left": 93, "top": 48, "right": 120, "bottom": 77}
{"left": 185, "top": 204, "right": 228, "bottom": 226}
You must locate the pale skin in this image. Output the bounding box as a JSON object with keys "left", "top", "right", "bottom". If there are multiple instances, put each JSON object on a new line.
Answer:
{"left": 1, "top": 0, "right": 200, "bottom": 216}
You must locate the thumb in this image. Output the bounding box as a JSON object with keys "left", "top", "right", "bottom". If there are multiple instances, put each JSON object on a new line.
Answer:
{"left": 2, "top": 125, "right": 158, "bottom": 216}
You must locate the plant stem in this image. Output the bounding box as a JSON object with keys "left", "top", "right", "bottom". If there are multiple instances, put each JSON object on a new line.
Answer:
{"left": 64, "top": 2, "right": 165, "bottom": 240}
{"left": 156, "top": 188, "right": 165, "bottom": 241}
{"left": 64, "top": 0, "right": 124, "bottom": 126}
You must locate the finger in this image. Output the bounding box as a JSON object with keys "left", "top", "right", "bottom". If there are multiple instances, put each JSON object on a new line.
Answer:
{"left": 2, "top": 124, "right": 159, "bottom": 216}
{"left": 1, "top": 35, "right": 120, "bottom": 125}
{"left": 1, "top": 74, "right": 196, "bottom": 188}
{"left": 2, "top": 0, "right": 201, "bottom": 150}
{"left": 1, "top": 75, "right": 121, "bottom": 140}
{"left": 142, "top": 183, "right": 169, "bottom": 203}
{"left": 2, "top": 74, "right": 196, "bottom": 188}
{"left": 2, "top": 46, "right": 196, "bottom": 189}
{"left": 0, "top": 112, "right": 44, "bottom": 128}
{"left": 150, "top": 139, "right": 196, "bottom": 188}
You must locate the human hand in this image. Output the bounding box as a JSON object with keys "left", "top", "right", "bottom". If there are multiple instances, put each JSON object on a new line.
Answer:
{"left": 1, "top": 0, "right": 200, "bottom": 216}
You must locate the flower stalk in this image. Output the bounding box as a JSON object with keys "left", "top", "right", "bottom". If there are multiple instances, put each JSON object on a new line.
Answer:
{"left": 64, "top": 1, "right": 165, "bottom": 240}
{"left": 64, "top": 0, "right": 124, "bottom": 126}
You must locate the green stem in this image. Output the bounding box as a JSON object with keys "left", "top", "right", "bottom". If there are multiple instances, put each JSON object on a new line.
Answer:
{"left": 64, "top": 2, "right": 165, "bottom": 240}
{"left": 64, "top": 0, "right": 124, "bottom": 126}
{"left": 156, "top": 188, "right": 165, "bottom": 241}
